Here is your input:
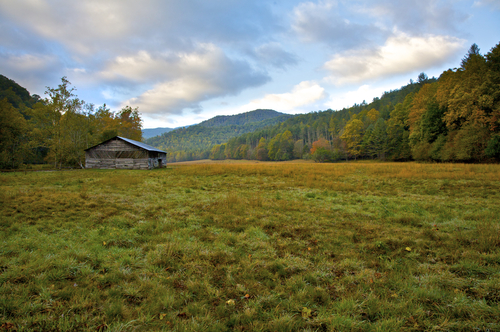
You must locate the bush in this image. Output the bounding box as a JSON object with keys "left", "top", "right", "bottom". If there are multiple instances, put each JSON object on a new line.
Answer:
{"left": 312, "top": 147, "right": 333, "bottom": 163}
{"left": 485, "top": 134, "right": 500, "bottom": 160}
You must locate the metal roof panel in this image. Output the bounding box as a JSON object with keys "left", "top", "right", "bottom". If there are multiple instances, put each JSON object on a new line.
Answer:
{"left": 117, "top": 136, "right": 166, "bottom": 153}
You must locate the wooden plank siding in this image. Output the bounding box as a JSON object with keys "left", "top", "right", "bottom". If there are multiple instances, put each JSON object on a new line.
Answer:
{"left": 85, "top": 157, "right": 149, "bottom": 170}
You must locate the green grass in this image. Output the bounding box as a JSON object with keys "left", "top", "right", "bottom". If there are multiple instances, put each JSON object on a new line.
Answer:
{"left": 1, "top": 162, "right": 499, "bottom": 331}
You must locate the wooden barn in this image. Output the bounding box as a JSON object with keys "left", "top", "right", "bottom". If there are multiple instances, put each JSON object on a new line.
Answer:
{"left": 85, "top": 136, "right": 167, "bottom": 170}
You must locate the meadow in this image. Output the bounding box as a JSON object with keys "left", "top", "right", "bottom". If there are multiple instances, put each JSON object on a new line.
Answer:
{"left": 1, "top": 161, "right": 499, "bottom": 331}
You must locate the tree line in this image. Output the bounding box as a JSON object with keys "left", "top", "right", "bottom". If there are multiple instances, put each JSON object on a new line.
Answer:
{"left": 205, "top": 43, "right": 500, "bottom": 163}
{"left": 0, "top": 76, "right": 142, "bottom": 169}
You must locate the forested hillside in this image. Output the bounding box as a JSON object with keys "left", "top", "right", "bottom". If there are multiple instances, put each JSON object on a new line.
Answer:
{"left": 145, "top": 110, "right": 292, "bottom": 161}
{"left": 199, "top": 109, "right": 288, "bottom": 127}
{"left": 0, "top": 77, "right": 142, "bottom": 169}
{"left": 165, "top": 43, "right": 499, "bottom": 163}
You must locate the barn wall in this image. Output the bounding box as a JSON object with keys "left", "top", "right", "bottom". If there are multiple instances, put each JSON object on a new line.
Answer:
{"left": 85, "top": 156, "right": 150, "bottom": 169}
{"left": 147, "top": 152, "right": 167, "bottom": 169}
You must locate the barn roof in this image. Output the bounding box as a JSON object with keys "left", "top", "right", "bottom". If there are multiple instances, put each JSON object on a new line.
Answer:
{"left": 85, "top": 136, "right": 166, "bottom": 153}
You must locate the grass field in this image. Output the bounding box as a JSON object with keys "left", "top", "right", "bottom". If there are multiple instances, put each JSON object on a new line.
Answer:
{"left": 1, "top": 161, "right": 500, "bottom": 331}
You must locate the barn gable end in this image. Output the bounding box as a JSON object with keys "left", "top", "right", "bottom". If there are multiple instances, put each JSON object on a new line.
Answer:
{"left": 85, "top": 136, "right": 166, "bottom": 170}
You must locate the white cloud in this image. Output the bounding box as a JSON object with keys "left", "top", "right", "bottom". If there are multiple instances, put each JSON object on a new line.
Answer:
{"left": 110, "top": 44, "right": 269, "bottom": 114}
{"left": 239, "top": 81, "right": 328, "bottom": 112}
{"left": 0, "top": 0, "right": 280, "bottom": 56}
{"left": 323, "top": 33, "right": 465, "bottom": 85}
{"left": 122, "top": 77, "right": 223, "bottom": 114}
{"left": 100, "top": 45, "right": 225, "bottom": 83}
{"left": 291, "top": 0, "right": 385, "bottom": 49}
{"left": 0, "top": 1, "right": 131, "bottom": 56}
{"left": 325, "top": 84, "right": 390, "bottom": 111}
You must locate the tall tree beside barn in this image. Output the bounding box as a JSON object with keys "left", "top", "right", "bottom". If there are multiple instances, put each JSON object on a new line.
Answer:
{"left": 117, "top": 106, "right": 143, "bottom": 141}
{"left": 30, "top": 77, "right": 85, "bottom": 168}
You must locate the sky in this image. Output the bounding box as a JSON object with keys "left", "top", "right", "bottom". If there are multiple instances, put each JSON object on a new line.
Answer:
{"left": 1, "top": 0, "right": 499, "bottom": 129}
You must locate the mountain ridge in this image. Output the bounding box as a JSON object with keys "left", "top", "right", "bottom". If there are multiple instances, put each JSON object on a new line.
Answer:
{"left": 144, "top": 109, "right": 294, "bottom": 158}
{"left": 142, "top": 127, "right": 177, "bottom": 139}
{"left": 142, "top": 109, "right": 287, "bottom": 139}
{"left": 199, "top": 109, "right": 287, "bottom": 128}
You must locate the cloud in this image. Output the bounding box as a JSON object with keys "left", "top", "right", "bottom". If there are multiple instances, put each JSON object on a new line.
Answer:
{"left": 473, "top": 0, "right": 500, "bottom": 10}
{"left": 0, "top": 52, "right": 61, "bottom": 92}
{"left": 290, "top": 0, "right": 469, "bottom": 52}
{"left": 323, "top": 33, "right": 465, "bottom": 85}
{"left": 0, "top": 0, "right": 280, "bottom": 56}
{"left": 325, "top": 84, "right": 391, "bottom": 110}
{"left": 253, "top": 42, "right": 298, "bottom": 69}
{"left": 291, "top": 0, "right": 386, "bottom": 49}
{"left": 111, "top": 44, "right": 270, "bottom": 115}
{"left": 240, "top": 81, "right": 328, "bottom": 112}
{"left": 360, "top": 0, "right": 469, "bottom": 34}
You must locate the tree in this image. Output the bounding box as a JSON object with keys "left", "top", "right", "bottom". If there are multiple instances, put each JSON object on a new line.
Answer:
{"left": 366, "top": 108, "right": 380, "bottom": 123}
{"left": 485, "top": 134, "right": 500, "bottom": 160}
{"left": 340, "top": 118, "right": 364, "bottom": 160}
{"left": 418, "top": 72, "right": 429, "bottom": 84}
{"left": 461, "top": 43, "right": 481, "bottom": 69}
{"left": 293, "top": 139, "right": 305, "bottom": 159}
{"left": 480, "top": 42, "right": 500, "bottom": 132}
{"left": 60, "top": 108, "right": 91, "bottom": 167}
{"left": 312, "top": 147, "right": 333, "bottom": 162}
{"left": 386, "top": 101, "right": 412, "bottom": 161}
{"left": 363, "top": 118, "right": 387, "bottom": 159}
{"left": 95, "top": 104, "right": 119, "bottom": 141}
{"left": 37, "top": 77, "right": 84, "bottom": 168}
{"left": 0, "top": 98, "right": 29, "bottom": 168}
{"left": 237, "top": 144, "right": 249, "bottom": 159}
{"left": 256, "top": 137, "right": 268, "bottom": 161}
{"left": 210, "top": 144, "right": 225, "bottom": 160}
{"left": 311, "top": 138, "right": 332, "bottom": 162}
{"left": 408, "top": 83, "right": 447, "bottom": 160}
{"left": 420, "top": 101, "right": 447, "bottom": 144}
{"left": 310, "top": 138, "right": 330, "bottom": 154}
{"left": 278, "top": 130, "right": 294, "bottom": 160}
{"left": 117, "top": 106, "right": 142, "bottom": 141}
{"left": 443, "top": 44, "right": 487, "bottom": 130}
{"left": 267, "top": 130, "right": 294, "bottom": 161}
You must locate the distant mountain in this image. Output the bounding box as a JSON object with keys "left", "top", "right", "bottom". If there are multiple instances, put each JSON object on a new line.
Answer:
{"left": 145, "top": 109, "right": 293, "bottom": 158}
{"left": 142, "top": 127, "right": 175, "bottom": 139}
{"left": 199, "top": 109, "right": 287, "bottom": 127}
